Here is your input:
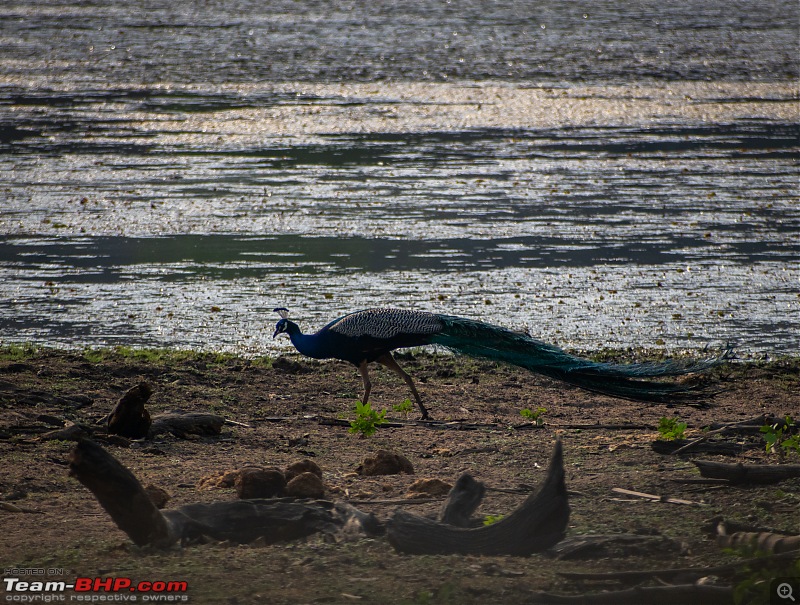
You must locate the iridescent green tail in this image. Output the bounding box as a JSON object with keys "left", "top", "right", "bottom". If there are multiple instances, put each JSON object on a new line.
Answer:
{"left": 430, "top": 315, "right": 728, "bottom": 402}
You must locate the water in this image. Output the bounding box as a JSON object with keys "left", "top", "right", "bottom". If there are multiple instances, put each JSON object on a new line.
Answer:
{"left": 1, "top": 1, "right": 798, "bottom": 357}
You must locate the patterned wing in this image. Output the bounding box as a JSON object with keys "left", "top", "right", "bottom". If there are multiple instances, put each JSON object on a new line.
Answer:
{"left": 326, "top": 308, "right": 443, "bottom": 339}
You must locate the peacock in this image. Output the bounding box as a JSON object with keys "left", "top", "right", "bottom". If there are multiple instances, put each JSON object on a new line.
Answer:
{"left": 272, "top": 307, "right": 726, "bottom": 419}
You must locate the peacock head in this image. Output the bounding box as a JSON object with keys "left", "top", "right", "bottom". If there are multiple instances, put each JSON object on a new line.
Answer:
{"left": 272, "top": 307, "right": 292, "bottom": 338}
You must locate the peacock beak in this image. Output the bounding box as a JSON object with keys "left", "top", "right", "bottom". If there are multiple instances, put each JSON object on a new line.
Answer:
{"left": 272, "top": 328, "right": 280, "bottom": 339}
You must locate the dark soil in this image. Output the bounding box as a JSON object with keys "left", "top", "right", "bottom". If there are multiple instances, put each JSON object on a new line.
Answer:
{"left": 1, "top": 347, "right": 798, "bottom": 604}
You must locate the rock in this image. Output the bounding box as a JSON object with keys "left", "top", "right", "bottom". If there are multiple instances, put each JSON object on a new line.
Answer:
{"left": 285, "top": 459, "right": 323, "bottom": 481}
{"left": 406, "top": 478, "right": 452, "bottom": 498}
{"left": 197, "top": 469, "right": 240, "bottom": 490}
{"left": 358, "top": 450, "right": 414, "bottom": 476}
{"left": 234, "top": 467, "right": 286, "bottom": 499}
{"left": 285, "top": 472, "right": 325, "bottom": 498}
{"left": 143, "top": 484, "right": 171, "bottom": 509}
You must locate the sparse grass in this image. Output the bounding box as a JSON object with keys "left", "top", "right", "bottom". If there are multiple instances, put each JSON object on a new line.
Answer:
{"left": 0, "top": 342, "right": 46, "bottom": 361}
{"left": 393, "top": 398, "right": 414, "bottom": 418}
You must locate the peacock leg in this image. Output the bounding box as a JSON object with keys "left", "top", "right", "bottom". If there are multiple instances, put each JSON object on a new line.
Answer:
{"left": 357, "top": 360, "right": 372, "bottom": 404}
{"left": 376, "top": 353, "right": 429, "bottom": 419}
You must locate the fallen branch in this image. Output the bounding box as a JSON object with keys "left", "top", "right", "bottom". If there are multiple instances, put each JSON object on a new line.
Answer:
{"left": 693, "top": 460, "right": 800, "bottom": 484}
{"left": 557, "top": 550, "right": 800, "bottom": 584}
{"left": 714, "top": 519, "right": 800, "bottom": 554}
{"left": 149, "top": 412, "right": 224, "bottom": 438}
{"left": 69, "top": 439, "right": 378, "bottom": 547}
{"left": 548, "top": 534, "right": 682, "bottom": 560}
{"left": 69, "top": 438, "right": 173, "bottom": 547}
{"left": 107, "top": 382, "right": 152, "bottom": 439}
{"left": 69, "top": 438, "right": 569, "bottom": 557}
{"left": 0, "top": 501, "right": 43, "bottom": 514}
{"left": 531, "top": 583, "right": 732, "bottom": 604}
{"left": 669, "top": 416, "right": 771, "bottom": 455}
{"left": 651, "top": 439, "right": 758, "bottom": 456}
{"left": 385, "top": 440, "right": 569, "bottom": 555}
{"left": 611, "top": 487, "right": 705, "bottom": 507}
{"left": 438, "top": 472, "right": 485, "bottom": 527}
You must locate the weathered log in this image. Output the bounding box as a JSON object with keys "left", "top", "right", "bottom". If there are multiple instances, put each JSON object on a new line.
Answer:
{"left": 437, "top": 473, "right": 485, "bottom": 527}
{"left": 558, "top": 549, "right": 800, "bottom": 584}
{"left": 68, "top": 439, "right": 380, "bottom": 547}
{"left": 107, "top": 382, "right": 152, "bottom": 439}
{"left": 69, "top": 439, "right": 174, "bottom": 547}
{"left": 610, "top": 487, "right": 705, "bottom": 507}
{"left": 385, "top": 439, "right": 569, "bottom": 556}
{"left": 714, "top": 519, "right": 800, "bottom": 554}
{"left": 549, "top": 534, "right": 683, "bottom": 560}
{"left": 651, "top": 439, "right": 758, "bottom": 456}
{"left": 717, "top": 530, "right": 800, "bottom": 554}
{"left": 530, "top": 584, "right": 732, "bottom": 605}
{"left": 162, "top": 499, "right": 378, "bottom": 545}
{"left": 693, "top": 459, "right": 800, "bottom": 484}
{"left": 149, "top": 412, "right": 224, "bottom": 438}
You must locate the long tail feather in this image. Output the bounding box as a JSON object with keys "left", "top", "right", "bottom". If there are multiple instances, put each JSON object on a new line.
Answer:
{"left": 430, "top": 315, "right": 728, "bottom": 402}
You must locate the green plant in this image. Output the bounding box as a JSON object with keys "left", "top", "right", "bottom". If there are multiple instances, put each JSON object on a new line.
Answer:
{"left": 520, "top": 406, "right": 547, "bottom": 426}
{"left": 657, "top": 416, "right": 687, "bottom": 441}
{"left": 482, "top": 514, "right": 505, "bottom": 526}
{"left": 760, "top": 415, "right": 800, "bottom": 457}
{"left": 349, "top": 401, "right": 387, "bottom": 437}
{"left": 393, "top": 398, "right": 414, "bottom": 418}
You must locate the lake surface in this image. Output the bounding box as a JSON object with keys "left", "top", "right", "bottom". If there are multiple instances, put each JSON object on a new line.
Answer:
{"left": 1, "top": 1, "right": 798, "bottom": 357}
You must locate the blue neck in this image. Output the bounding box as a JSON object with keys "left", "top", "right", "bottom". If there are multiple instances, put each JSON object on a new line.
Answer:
{"left": 286, "top": 322, "right": 328, "bottom": 359}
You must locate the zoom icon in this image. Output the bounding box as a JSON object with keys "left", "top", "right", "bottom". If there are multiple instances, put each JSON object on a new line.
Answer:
{"left": 773, "top": 578, "right": 799, "bottom": 604}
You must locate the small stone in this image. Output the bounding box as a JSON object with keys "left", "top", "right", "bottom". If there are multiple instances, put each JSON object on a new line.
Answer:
{"left": 406, "top": 478, "right": 452, "bottom": 498}
{"left": 235, "top": 467, "right": 286, "bottom": 499}
{"left": 285, "top": 459, "right": 323, "bottom": 481}
{"left": 143, "top": 484, "right": 171, "bottom": 509}
{"left": 357, "top": 450, "right": 414, "bottom": 476}
{"left": 285, "top": 472, "right": 325, "bottom": 498}
{"left": 197, "top": 469, "right": 240, "bottom": 490}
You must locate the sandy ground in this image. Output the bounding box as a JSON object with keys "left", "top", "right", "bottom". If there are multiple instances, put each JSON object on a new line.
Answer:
{"left": 0, "top": 347, "right": 798, "bottom": 604}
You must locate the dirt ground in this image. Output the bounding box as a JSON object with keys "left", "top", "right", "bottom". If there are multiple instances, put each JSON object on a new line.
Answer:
{"left": 0, "top": 346, "right": 798, "bottom": 604}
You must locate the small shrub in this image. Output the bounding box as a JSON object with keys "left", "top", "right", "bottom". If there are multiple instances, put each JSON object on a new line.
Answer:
{"left": 760, "top": 415, "right": 800, "bottom": 457}
{"left": 349, "top": 401, "right": 387, "bottom": 437}
{"left": 520, "top": 406, "right": 547, "bottom": 426}
{"left": 393, "top": 399, "right": 414, "bottom": 417}
{"left": 657, "top": 416, "right": 687, "bottom": 441}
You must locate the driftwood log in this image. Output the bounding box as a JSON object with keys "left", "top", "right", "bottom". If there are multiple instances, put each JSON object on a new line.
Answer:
{"left": 69, "top": 437, "right": 172, "bottom": 547}
{"left": 149, "top": 412, "right": 224, "bottom": 438}
{"left": 693, "top": 459, "right": 800, "bottom": 483}
{"left": 385, "top": 439, "right": 569, "bottom": 556}
{"left": 438, "top": 473, "right": 486, "bottom": 527}
{"left": 714, "top": 519, "right": 800, "bottom": 554}
{"left": 68, "top": 439, "right": 379, "bottom": 547}
{"left": 69, "top": 438, "right": 569, "bottom": 556}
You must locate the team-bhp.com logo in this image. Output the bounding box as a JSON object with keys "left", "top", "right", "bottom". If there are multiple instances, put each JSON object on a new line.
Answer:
{"left": 3, "top": 576, "right": 189, "bottom": 602}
